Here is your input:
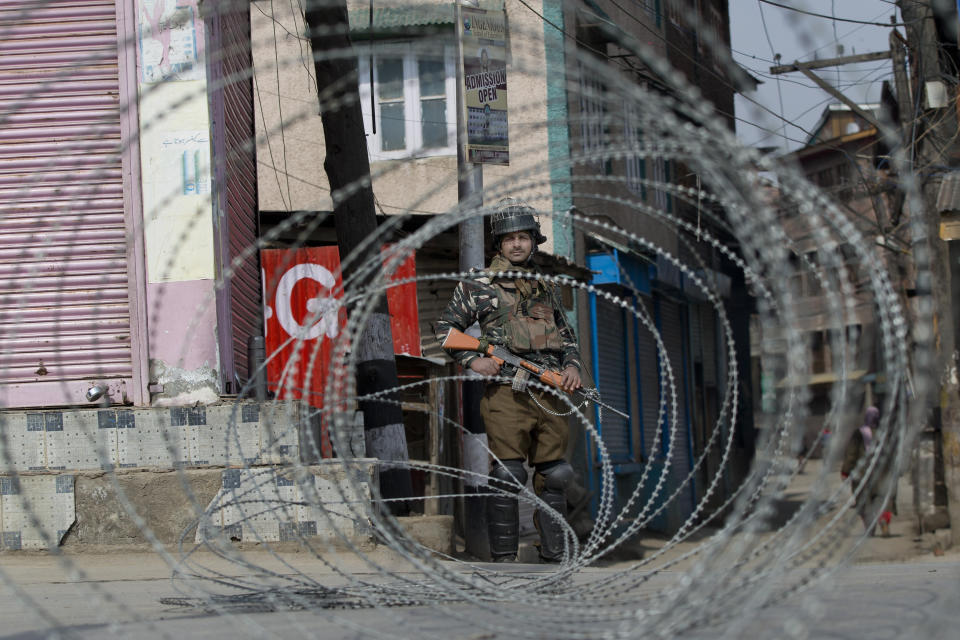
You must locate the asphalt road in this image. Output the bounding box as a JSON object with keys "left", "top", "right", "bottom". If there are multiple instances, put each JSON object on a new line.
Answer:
{"left": 0, "top": 549, "right": 956, "bottom": 639}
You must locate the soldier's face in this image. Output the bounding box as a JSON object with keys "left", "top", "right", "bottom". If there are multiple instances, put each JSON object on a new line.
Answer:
{"left": 500, "top": 231, "right": 533, "bottom": 264}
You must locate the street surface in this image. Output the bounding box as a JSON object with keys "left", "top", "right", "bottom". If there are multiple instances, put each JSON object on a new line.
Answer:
{"left": 0, "top": 461, "right": 953, "bottom": 639}
{"left": 0, "top": 547, "right": 957, "bottom": 639}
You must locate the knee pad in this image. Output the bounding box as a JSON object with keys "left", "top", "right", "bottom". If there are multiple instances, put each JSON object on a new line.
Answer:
{"left": 489, "top": 459, "right": 527, "bottom": 493}
{"left": 537, "top": 460, "right": 574, "bottom": 493}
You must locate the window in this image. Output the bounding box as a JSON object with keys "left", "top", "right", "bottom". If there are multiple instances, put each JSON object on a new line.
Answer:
{"left": 652, "top": 155, "right": 670, "bottom": 212}
{"left": 667, "top": 0, "right": 683, "bottom": 25}
{"left": 358, "top": 43, "right": 457, "bottom": 159}
{"left": 623, "top": 99, "right": 645, "bottom": 197}
{"left": 579, "top": 61, "right": 607, "bottom": 172}
{"left": 644, "top": 0, "right": 662, "bottom": 28}
{"left": 696, "top": 0, "right": 704, "bottom": 54}
{"left": 810, "top": 330, "right": 827, "bottom": 373}
{"left": 836, "top": 162, "right": 853, "bottom": 200}
{"left": 815, "top": 166, "right": 836, "bottom": 188}
{"left": 707, "top": 4, "right": 724, "bottom": 69}
{"left": 803, "top": 250, "right": 822, "bottom": 296}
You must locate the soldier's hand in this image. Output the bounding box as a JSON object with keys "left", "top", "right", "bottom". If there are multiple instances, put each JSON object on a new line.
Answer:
{"left": 470, "top": 357, "right": 501, "bottom": 377}
{"left": 561, "top": 366, "right": 582, "bottom": 391}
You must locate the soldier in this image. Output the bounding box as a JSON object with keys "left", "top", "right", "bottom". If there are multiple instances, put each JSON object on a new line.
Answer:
{"left": 436, "top": 199, "right": 582, "bottom": 562}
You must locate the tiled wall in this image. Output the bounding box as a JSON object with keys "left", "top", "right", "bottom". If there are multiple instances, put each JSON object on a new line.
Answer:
{"left": 0, "top": 402, "right": 302, "bottom": 473}
{"left": 0, "top": 401, "right": 335, "bottom": 550}
{"left": 0, "top": 474, "right": 74, "bottom": 550}
{"left": 197, "top": 462, "right": 376, "bottom": 544}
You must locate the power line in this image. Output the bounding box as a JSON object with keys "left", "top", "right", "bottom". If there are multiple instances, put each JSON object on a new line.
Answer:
{"left": 739, "top": 57, "right": 889, "bottom": 78}
{"left": 544, "top": 0, "right": 828, "bottom": 147}
{"left": 757, "top": 0, "right": 909, "bottom": 26}
{"left": 758, "top": 0, "right": 789, "bottom": 148}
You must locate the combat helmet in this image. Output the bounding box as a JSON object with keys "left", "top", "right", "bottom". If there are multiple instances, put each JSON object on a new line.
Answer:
{"left": 490, "top": 197, "right": 547, "bottom": 245}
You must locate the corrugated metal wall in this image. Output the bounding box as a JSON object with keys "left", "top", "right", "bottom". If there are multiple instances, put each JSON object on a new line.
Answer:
{"left": 415, "top": 254, "right": 457, "bottom": 362}
{"left": 0, "top": 1, "right": 134, "bottom": 405}
{"left": 595, "top": 296, "right": 631, "bottom": 462}
{"left": 208, "top": 2, "right": 260, "bottom": 390}
{"left": 700, "top": 304, "right": 717, "bottom": 386}
{"left": 659, "top": 297, "right": 694, "bottom": 515}
{"left": 636, "top": 296, "right": 660, "bottom": 461}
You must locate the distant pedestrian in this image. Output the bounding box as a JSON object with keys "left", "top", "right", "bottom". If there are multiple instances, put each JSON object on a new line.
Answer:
{"left": 841, "top": 406, "right": 894, "bottom": 536}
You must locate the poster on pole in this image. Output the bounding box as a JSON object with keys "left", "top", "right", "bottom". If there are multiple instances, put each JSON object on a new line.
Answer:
{"left": 461, "top": 7, "right": 509, "bottom": 165}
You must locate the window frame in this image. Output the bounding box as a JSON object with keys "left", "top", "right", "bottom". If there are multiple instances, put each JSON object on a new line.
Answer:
{"left": 579, "top": 60, "right": 608, "bottom": 172}
{"left": 623, "top": 98, "right": 646, "bottom": 197}
{"left": 358, "top": 42, "right": 458, "bottom": 161}
{"left": 652, "top": 155, "right": 670, "bottom": 212}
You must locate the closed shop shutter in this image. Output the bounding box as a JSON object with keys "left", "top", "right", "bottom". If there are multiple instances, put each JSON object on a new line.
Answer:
{"left": 0, "top": 1, "right": 134, "bottom": 406}
{"left": 700, "top": 304, "right": 717, "bottom": 387}
{"left": 689, "top": 302, "right": 702, "bottom": 362}
{"left": 635, "top": 296, "right": 660, "bottom": 461}
{"left": 659, "top": 297, "right": 694, "bottom": 514}
{"left": 209, "top": 3, "right": 260, "bottom": 387}
{"left": 595, "top": 294, "right": 631, "bottom": 462}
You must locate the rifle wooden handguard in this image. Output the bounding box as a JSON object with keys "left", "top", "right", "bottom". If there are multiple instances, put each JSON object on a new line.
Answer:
{"left": 443, "top": 328, "right": 570, "bottom": 393}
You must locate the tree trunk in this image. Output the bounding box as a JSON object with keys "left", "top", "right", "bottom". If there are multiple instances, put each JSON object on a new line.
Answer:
{"left": 304, "top": 0, "right": 412, "bottom": 514}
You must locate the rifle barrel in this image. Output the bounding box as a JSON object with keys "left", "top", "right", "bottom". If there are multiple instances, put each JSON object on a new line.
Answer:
{"left": 575, "top": 390, "right": 630, "bottom": 420}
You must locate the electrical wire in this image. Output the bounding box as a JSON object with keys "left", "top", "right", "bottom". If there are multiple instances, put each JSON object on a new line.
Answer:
{"left": 270, "top": 0, "right": 294, "bottom": 204}
{"left": 757, "top": 0, "right": 909, "bottom": 26}
{"left": 758, "top": 0, "right": 789, "bottom": 148}
{"left": 516, "top": 0, "right": 826, "bottom": 151}
{"left": 580, "top": 0, "right": 900, "bottom": 154}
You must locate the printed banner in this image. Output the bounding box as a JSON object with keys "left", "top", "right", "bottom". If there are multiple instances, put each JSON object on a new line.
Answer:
{"left": 261, "top": 246, "right": 421, "bottom": 405}
{"left": 461, "top": 7, "right": 509, "bottom": 165}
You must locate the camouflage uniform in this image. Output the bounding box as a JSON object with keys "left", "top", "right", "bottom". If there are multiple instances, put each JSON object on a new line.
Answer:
{"left": 436, "top": 254, "right": 582, "bottom": 464}
{"left": 444, "top": 200, "right": 581, "bottom": 562}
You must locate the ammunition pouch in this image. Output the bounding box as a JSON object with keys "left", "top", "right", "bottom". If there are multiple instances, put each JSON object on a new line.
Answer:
{"left": 511, "top": 368, "right": 530, "bottom": 392}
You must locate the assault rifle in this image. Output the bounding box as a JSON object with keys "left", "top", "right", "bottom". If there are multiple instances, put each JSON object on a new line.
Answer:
{"left": 442, "top": 327, "right": 630, "bottom": 420}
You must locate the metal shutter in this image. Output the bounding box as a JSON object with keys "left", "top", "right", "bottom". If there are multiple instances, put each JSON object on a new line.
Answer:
{"left": 689, "top": 302, "right": 702, "bottom": 362}
{"left": 595, "top": 295, "right": 631, "bottom": 462}
{"left": 0, "top": 1, "right": 134, "bottom": 406}
{"left": 659, "top": 298, "right": 694, "bottom": 514}
{"left": 636, "top": 296, "right": 660, "bottom": 461}
{"left": 209, "top": 2, "right": 260, "bottom": 388}
{"left": 701, "top": 304, "right": 717, "bottom": 387}
{"left": 415, "top": 255, "right": 458, "bottom": 362}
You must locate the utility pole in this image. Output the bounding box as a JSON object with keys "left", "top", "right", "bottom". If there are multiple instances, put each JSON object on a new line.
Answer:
{"left": 304, "top": 0, "right": 413, "bottom": 514}
{"left": 455, "top": 0, "right": 489, "bottom": 560}
{"left": 771, "top": 1, "right": 960, "bottom": 542}
{"left": 897, "top": 0, "right": 960, "bottom": 545}
{"left": 770, "top": 50, "right": 891, "bottom": 132}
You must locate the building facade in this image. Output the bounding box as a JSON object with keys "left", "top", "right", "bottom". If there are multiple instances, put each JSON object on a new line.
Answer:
{"left": 0, "top": 0, "right": 259, "bottom": 408}
{"left": 760, "top": 104, "right": 905, "bottom": 455}
{"left": 250, "top": 0, "right": 755, "bottom": 532}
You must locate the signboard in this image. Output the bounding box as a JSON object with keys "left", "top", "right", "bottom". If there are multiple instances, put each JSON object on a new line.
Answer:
{"left": 261, "top": 247, "right": 420, "bottom": 456}
{"left": 460, "top": 7, "right": 509, "bottom": 165}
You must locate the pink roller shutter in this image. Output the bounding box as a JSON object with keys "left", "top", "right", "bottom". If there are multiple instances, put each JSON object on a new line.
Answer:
{"left": 207, "top": 2, "right": 260, "bottom": 392}
{"left": 0, "top": 0, "right": 137, "bottom": 406}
